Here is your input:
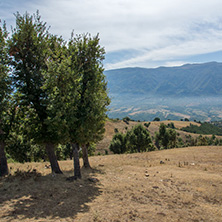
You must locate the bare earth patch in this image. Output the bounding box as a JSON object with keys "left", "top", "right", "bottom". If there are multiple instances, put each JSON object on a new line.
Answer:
{"left": 1, "top": 146, "right": 222, "bottom": 221}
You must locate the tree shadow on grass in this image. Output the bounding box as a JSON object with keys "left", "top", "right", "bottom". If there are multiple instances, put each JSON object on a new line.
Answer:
{"left": 0, "top": 167, "right": 103, "bottom": 221}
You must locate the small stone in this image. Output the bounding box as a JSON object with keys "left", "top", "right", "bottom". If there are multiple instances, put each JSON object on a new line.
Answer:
{"left": 88, "top": 177, "right": 99, "bottom": 183}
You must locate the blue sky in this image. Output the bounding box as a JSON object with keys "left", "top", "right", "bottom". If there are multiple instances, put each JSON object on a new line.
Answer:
{"left": 1, "top": 0, "right": 222, "bottom": 70}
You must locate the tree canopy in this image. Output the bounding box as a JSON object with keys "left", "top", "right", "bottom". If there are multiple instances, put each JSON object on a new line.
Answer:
{"left": 109, "top": 124, "right": 154, "bottom": 154}
{"left": 0, "top": 11, "right": 110, "bottom": 178}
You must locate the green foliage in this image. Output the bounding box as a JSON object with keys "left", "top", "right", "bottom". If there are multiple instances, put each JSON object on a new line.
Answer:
{"left": 109, "top": 132, "right": 127, "bottom": 154}
{"left": 181, "top": 122, "right": 222, "bottom": 136}
{"left": 47, "top": 32, "right": 110, "bottom": 146}
{"left": 0, "top": 11, "right": 109, "bottom": 166}
{"left": 167, "top": 122, "right": 175, "bottom": 129}
{"left": 6, "top": 131, "right": 46, "bottom": 163}
{"left": 144, "top": 122, "right": 151, "bottom": 128}
{"left": 123, "top": 116, "right": 131, "bottom": 122}
{"left": 153, "top": 117, "right": 160, "bottom": 121}
{"left": 167, "top": 128, "right": 177, "bottom": 148}
{"left": 177, "top": 137, "right": 185, "bottom": 148}
{"left": 114, "top": 128, "right": 119, "bottom": 133}
{"left": 126, "top": 124, "right": 154, "bottom": 153}
{"left": 8, "top": 11, "right": 66, "bottom": 144}
{"left": 109, "top": 124, "right": 154, "bottom": 154}
{"left": 197, "top": 135, "right": 208, "bottom": 146}
{"left": 155, "top": 123, "right": 177, "bottom": 149}
{"left": 123, "top": 116, "right": 130, "bottom": 124}
{"left": 0, "top": 20, "right": 12, "bottom": 142}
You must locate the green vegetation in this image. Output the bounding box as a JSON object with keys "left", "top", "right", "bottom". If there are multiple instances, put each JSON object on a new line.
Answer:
{"left": 155, "top": 123, "right": 177, "bottom": 149}
{"left": 109, "top": 121, "right": 222, "bottom": 156}
{"left": 0, "top": 21, "right": 11, "bottom": 176}
{"left": 144, "top": 122, "right": 151, "bottom": 128}
{"left": 109, "top": 124, "right": 154, "bottom": 154}
{"left": 0, "top": 11, "right": 110, "bottom": 178}
{"left": 123, "top": 116, "right": 131, "bottom": 124}
{"left": 181, "top": 122, "right": 222, "bottom": 136}
{"left": 167, "top": 122, "right": 175, "bottom": 129}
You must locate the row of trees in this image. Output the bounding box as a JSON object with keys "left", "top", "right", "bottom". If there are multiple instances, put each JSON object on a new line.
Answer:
{"left": 109, "top": 123, "right": 178, "bottom": 154}
{"left": 182, "top": 134, "right": 222, "bottom": 147}
{"left": 109, "top": 122, "right": 222, "bottom": 155}
{"left": 0, "top": 11, "right": 110, "bottom": 178}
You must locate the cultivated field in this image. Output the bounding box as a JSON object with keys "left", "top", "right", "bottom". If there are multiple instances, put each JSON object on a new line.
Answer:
{"left": 1, "top": 146, "right": 222, "bottom": 221}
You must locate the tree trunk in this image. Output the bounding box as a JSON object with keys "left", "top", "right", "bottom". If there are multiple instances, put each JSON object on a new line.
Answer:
{"left": 0, "top": 141, "right": 8, "bottom": 177}
{"left": 82, "top": 143, "right": 91, "bottom": 168}
{"left": 45, "top": 142, "right": 63, "bottom": 174}
{"left": 72, "top": 143, "right": 81, "bottom": 179}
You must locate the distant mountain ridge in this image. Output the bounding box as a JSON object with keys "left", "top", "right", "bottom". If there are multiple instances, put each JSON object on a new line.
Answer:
{"left": 104, "top": 62, "right": 222, "bottom": 121}
{"left": 105, "top": 62, "right": 222, "bottom": 97}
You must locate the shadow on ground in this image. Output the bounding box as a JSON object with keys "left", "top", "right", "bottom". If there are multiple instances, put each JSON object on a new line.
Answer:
{"left": 0, "top": 167, "right": 102, "bottom": 221}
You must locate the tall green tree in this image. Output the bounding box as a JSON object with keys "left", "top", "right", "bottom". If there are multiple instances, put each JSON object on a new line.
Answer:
{"left": 127, "top": 124, "right": 153, "bottom": 153}
{"left": 8, "top": 11, "right": 64, "bottom": 174}
{"left": 0, "top": 21, "right": 11, "bottom": 176}
{"left": 155, "top": 123, "right": 177, "bottom": 149}
{"left": 67, "top": 33, "right": 109, "bottom": 177}
{"left": 47, "top": 33, "right": 110, "bottom": 179}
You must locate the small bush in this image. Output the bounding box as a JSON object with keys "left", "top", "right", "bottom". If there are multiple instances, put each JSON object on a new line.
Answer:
{"left": 144, "top": 122, "right": 151, "bottom": 128}
{"left": 114, "top": 128, "right": 119, "bottom": 133}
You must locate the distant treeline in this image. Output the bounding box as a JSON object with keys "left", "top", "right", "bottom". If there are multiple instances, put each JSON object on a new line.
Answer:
{"left": 109, "top": 120, "right": 222, "bottom": 155}
{"left": 181, "top": 122, "right": 222, "bottom": 136}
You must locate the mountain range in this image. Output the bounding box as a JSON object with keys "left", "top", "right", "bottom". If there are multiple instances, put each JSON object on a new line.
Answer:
{"left": 105, "top": 62, "right": 222, "bottom": 97}
{"left": 105, "top": 62, "right": 222, "bottom": 121}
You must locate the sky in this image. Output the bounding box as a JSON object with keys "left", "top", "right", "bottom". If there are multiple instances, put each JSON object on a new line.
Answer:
{"left": 1, "top": 0, "right": 222, "bottom": 70}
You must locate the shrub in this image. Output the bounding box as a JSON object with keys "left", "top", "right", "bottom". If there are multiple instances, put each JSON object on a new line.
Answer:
{"left": 155, "top": 123, "right": 177, "bottom": 149}
{"left": 114, "top": 128, "right": 119, "bottom": 133}
{"left": 144, "top": 122, "right": 151, "bottom": 128}
{"left": 109, "top": 124, "right": 154, "bottom": 154}
{"left": 109, "top": 133, "right": 127, "bottom": 154}
{"left": 123, "top": 116, "right": 131, "bottom": 124}
{"left": 167, "top": 122, "right": 175, "bottom": 129}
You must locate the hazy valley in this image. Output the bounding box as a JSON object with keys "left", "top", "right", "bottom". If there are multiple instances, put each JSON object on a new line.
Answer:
{"left": 105, "top": 62, "right": 222, "bottom": 121}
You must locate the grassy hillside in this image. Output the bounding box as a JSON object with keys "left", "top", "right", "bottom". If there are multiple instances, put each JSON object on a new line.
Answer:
{"left": 96, "top": 120, "right": 202, "bottom": 154}
{"left": 1, "top": 146, "right": 222, "bottom": 221}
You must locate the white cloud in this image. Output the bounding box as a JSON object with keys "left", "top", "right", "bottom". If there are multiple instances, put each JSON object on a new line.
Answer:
{"left": 1, "top": 0, "right": 222, "bottom": 68}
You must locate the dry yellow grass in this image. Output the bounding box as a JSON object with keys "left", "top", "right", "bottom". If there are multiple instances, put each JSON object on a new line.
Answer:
{"left": 1, "top": 146, "right": 222, "bottom": 221}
